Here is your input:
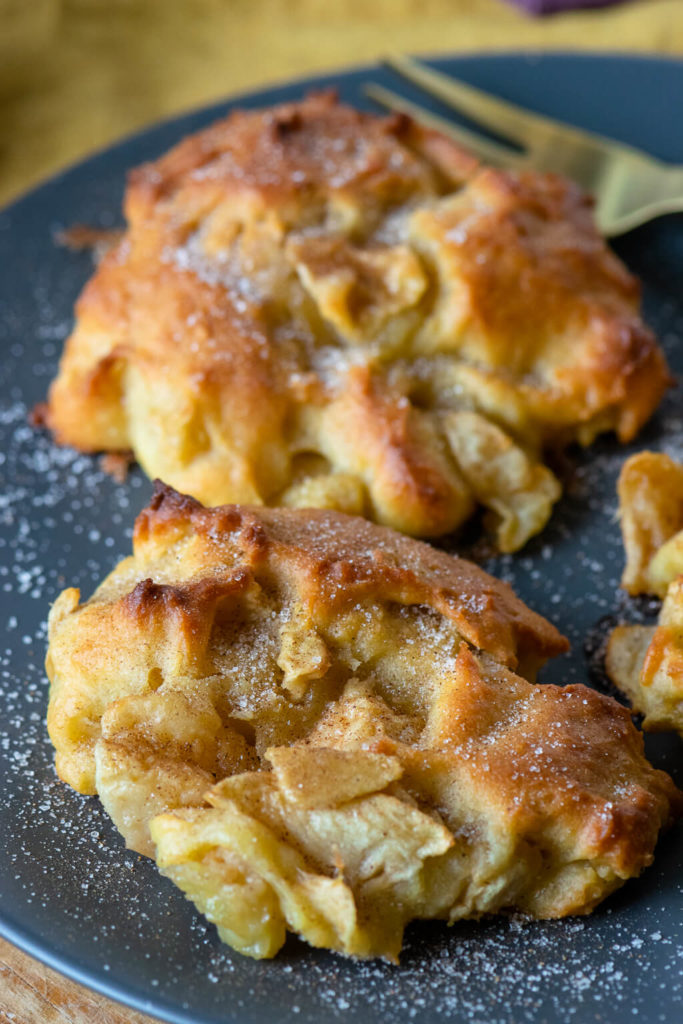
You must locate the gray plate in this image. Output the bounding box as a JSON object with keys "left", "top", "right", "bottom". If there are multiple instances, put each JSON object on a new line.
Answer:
{"left": 1, "top": 53, "right": 683, "bottom": 1024}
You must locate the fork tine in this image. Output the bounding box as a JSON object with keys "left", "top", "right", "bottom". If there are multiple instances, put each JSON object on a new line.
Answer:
{"left": 385, "top": 53, "right": 628, "bottom": 156}
{"left": 364, "top": 84, "right": 526, "bottom": 169}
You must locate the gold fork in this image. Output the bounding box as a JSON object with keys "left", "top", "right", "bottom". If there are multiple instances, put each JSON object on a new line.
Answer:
{"left": 366, "top": 54, "right": 683, "bottom": 237}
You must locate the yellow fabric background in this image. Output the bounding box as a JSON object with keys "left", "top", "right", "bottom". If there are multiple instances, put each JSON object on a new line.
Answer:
{"left": 1, "top": 0, "right": 682, "bottom": 207}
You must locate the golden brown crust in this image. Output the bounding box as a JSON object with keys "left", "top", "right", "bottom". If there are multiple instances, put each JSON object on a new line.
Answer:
{"left": 45, "top": 93, "right": 669, "bottom": 551}
{"left": 411, "top": 169, "right": 670, "bottom": 443}
{"left": 135, "top": 482, "right": 567, "bottom": 665}
{"left": 607, "top": 451, "right": 683, "bottom": 734}
{"left": 47, "top": 484, "right": 567, "bottom": 795}
{"left": 410, "top": 648, "right": 674, "bottom": 882}
{"left": 608, "top": 450, "right": 683, "bottom": 734}
{"left": 607, "top": 589, "right": 683, "bottom": 736}
{"left": 617, "top": 451, "right": 683, "bottom": 597}
{"left": 46, "top": 488, "right": 679, "bottom": 960}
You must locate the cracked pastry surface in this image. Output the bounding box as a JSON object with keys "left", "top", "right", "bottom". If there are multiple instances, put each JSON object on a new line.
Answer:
{"left": 46, "top": 484, "right": 680, "bottom": 960}
{"left": 44, "top": 93, "right": 669, "bottom": 551}
{"left": 607, "top": 451, "right": 683, "bottom": 735}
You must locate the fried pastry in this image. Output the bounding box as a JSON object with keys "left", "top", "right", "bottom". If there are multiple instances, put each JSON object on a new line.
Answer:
{"left": 44, "top": 93, "right": 669, "bottom": 551}
{"left": 617, "top": 451, "right": 683, "bottom": 597}
{"left": 607, "top": 451, "right": 683, "bottom": 734}
{"left": 46, "top": 484, "right": 680, "bottom": 960}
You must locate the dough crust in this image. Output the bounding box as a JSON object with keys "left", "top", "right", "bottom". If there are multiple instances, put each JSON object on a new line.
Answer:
{"left": 46, "top": 484, "right": 680, "bottom": 960}
{"left": 45, "top": 94, "right": 669, "bottom": 550}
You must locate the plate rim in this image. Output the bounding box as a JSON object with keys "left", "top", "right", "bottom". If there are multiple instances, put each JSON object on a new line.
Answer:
{"left": 2, "top": 47, "right": 683, "bottom": 217}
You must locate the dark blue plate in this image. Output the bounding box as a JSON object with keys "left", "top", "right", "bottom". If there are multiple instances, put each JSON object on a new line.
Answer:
{"left": 1, "top": 53, "right": 683, "bottom": 1024}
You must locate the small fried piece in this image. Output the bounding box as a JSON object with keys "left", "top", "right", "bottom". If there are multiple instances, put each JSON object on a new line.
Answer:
{"left": 44, "top": 94, "right": 669, "bottom": 551}
{"left": 607, "top": 452, "right": 683, "bottom": 735}
{"left": 46, "top": 485, "right": 679, "bottom": 960}
{"left": 618, "top": 451, "right": 683, "bottom": 597}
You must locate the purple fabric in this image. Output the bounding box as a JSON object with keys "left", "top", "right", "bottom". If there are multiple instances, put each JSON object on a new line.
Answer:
{"left": 508, "top": 0, "right": 625, "bottom": 13}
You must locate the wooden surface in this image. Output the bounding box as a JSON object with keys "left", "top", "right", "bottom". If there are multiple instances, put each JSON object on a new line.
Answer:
{"left": 2, "top": 1, "right": 683, "bottom": 1022}
{"left": 0, "top": 937, "right": 158, "bottom": 1024}
{"left": 0, "top": 936, "right": 159, "bottom": 1024}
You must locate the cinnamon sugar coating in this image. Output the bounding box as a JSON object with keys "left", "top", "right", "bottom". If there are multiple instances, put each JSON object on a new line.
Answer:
{"left": 45, "top": 94, "right": 669, "bottom": 551}
{"left": 46, "top": 485, "right": 679, "bottom": 960}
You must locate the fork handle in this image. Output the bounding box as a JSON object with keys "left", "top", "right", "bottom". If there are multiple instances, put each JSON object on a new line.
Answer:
{"left": 600, "top": 162, "right": 683, "bottom": 236}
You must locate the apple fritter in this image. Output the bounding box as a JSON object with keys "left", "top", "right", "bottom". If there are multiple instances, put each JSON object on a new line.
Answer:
{"left": 44, "top": 93, "right": 669, "bottom": 551}
{"left": 46, "top": 484, "right": 680, "bottom": 960}
{"left": 153, "top": 651, "right": 679, "bottom": 961}
{"left": 607, "top": 451, "right": 683, "bottom": 734}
